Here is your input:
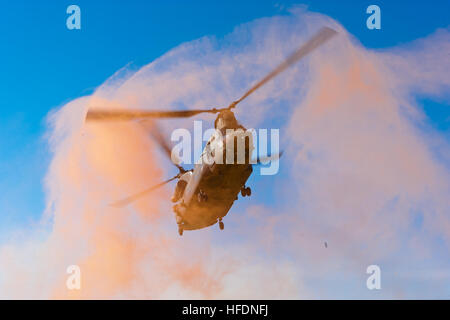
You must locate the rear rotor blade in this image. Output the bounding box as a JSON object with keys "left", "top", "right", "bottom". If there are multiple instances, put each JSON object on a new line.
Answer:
{"left": 110, "top": 175, "right": 179, "bottom": 208}
{"left": 139, "top": 120, "right": 186, "bottom": 174}
{"left": 229, "top": 27, "right": 337, "bottom": 109}
{"left": 86, "top": 108, "right": 220, "bottom": 121}
{"left": 86, "top": 27, "right": 337, "bottom": 122}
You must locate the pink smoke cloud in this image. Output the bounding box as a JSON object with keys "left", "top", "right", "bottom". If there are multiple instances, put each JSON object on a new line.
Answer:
{"left": 0, "top": 10, "right": 449, "bottom": 299}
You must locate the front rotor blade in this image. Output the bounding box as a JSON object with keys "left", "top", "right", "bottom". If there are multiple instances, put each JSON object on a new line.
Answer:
{"left": 86, "top": 108, "right": 219, "bottom": 121}
{"left": 253, "top": 151, "right": 284, "bottom": 165}
{"left": 140, "top": 120, "right": 186, "bottom": 174}
{"left": 110, "top": 175, "right": 178, "bottom": 208}
{"left": 230, "top": 27, "right": 337, "bottom": 108}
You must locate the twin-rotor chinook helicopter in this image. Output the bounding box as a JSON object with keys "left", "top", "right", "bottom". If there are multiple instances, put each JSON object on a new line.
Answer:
{"left": 85, "top": 27, "right": 337, "bottom": 235}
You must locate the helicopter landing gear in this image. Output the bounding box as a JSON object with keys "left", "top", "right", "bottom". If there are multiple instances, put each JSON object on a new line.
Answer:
{"left": 197, "top": 190, "right": 208, "bottom": 203}
{"left": 241, "top": 186, "right": 251, "bottom": 197}
{"left": 218, "top": 218, "right": 224, "bottom": 230}
{"left": 178, "top": 225, "right": 184, "bottom": 236}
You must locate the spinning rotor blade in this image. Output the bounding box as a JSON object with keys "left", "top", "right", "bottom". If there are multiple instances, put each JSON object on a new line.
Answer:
{"left": 85, "top": 27, "right": 337, "bottom": 123}
{"left": 86, "top": 108, "right": 220, "bottom": 121}
{"left": 228, "top": 27, "right": 337, "bottom": 109}
{"left": 139, "top": 120, "right": 186, "bottom": 173}
{"left": 110, "top": 175, "right": 179, "bottom": 208}
{"left": 253, "top": 151, "right": 284, "bottom": 165}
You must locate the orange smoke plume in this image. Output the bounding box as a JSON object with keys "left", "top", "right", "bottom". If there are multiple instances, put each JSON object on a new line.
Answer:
{"left": 1, "top": 10, "right": 449, "bottom": 299}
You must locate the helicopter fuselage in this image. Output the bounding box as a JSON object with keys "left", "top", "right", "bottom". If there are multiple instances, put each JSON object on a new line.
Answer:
{"left": 173, "top": 127, "right": 254, "bottom": 233}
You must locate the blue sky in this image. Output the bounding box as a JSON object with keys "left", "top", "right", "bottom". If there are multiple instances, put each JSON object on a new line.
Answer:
{"left": 0, "top": 0, "right": 449, "bottom": 262}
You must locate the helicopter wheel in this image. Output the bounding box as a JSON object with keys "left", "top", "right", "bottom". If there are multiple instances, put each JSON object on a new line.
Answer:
{"left": 241, "top": 187, "right": 251, "bottom": 197}
{"left": 178, "top": 226, "right": 183, "bottom": 236}
{"left": 219, "top": 220, "right": 224, "bottom": 230}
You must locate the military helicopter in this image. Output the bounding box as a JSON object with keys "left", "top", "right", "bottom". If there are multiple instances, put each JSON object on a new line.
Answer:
{"left": 85, "top": 27, "right": 337, "bottom": 235}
